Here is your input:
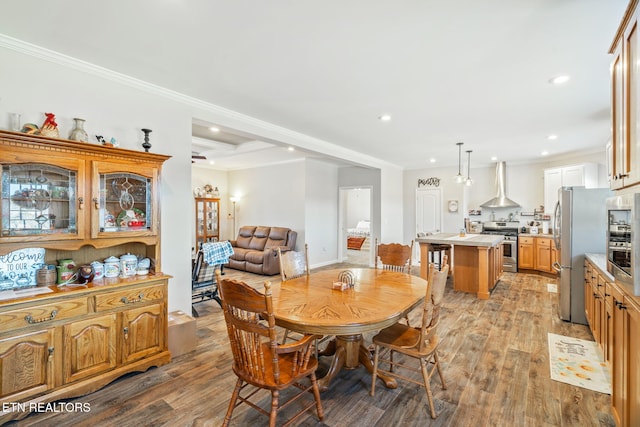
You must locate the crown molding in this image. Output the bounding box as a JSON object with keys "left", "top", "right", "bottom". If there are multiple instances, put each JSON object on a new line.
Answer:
{"left": 0, "top": 33, "right": 396, "bottom": 170}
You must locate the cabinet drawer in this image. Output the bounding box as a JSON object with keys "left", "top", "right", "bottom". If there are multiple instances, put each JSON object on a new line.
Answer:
{"left": 94, "top": 284, "right": 165, "bottom": 311}
{"left": 519, "top": 237, "right": 533, "bottom": 245}
{"left": 536, "top": 238, "right": 551, "bottom": 247}
{"left": 0, "top": 297, "right": 88, "bottom": 331}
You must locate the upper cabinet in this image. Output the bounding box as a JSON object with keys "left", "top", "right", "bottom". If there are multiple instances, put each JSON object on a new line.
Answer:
{"left": 0, "top": 130, "right": 170, "bottom": 255}
{"left": 543, "top": 163, "right": 598, "bottom": 214}
{"left": 610, "top": 1, "right": 640, "bottom": 190}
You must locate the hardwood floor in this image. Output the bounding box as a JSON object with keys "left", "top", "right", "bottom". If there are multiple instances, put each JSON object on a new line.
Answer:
{"left": 8, "top": 267, "right": 614, "bottom": 427}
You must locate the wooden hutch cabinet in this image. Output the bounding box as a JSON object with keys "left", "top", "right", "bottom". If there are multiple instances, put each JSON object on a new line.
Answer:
{"left": 0, "top": 130, "right": 171, "bottom": 423}
{"left": 194, "top": 197, "right": 219, "bottom": 247}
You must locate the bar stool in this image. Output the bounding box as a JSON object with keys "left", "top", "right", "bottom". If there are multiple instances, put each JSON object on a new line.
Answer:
{"left": 429, "top": 244, "right": 451, "bottom": 272}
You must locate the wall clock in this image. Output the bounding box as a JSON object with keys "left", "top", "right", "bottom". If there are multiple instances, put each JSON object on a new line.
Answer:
{"left": 448, "top": 200, "right": 459, "bottom": 213}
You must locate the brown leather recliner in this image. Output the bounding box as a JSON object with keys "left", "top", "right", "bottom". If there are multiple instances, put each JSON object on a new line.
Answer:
{"left": 226, "top": 226, "right": 298, "bottom": 275}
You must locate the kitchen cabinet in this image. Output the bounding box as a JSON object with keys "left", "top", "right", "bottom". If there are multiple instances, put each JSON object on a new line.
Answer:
{"left": 518, "top": 236, "right": 534, "bottom": 270}
{"left": 0, "top": 130, "right": 171, "bottom": 423}
{"left": 610, "top": 2, "right": 640, "bottom": 190}
{"left": 518, "top": 236, "right": 557, "bottom": 274}
{"left": 543, "top": 164, "right": 598, "bottom": 214}
{"left": 585, "top": 255, "right": 640, "bottom": 426}
{"left": 194, "top": 197, "right": 219, "bottom": 247}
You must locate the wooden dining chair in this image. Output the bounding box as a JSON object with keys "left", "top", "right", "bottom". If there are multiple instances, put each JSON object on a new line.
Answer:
{"left": 375, "top": 239, "right": 414, "bottom": 274}
{"left": 277, "top": 244, "right": 330, "bottom": 355}
{"left": 370, "top": 256, "right": 450, "bottom": 419}
{"left": 216, "top": 271, "right": 324, "bottom": 427}
{"left": 375, "top": 238, "right": 415, "bottom": 324}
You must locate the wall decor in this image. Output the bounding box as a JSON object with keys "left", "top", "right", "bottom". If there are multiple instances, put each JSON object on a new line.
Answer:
{"left": 448, "top": 200, "right": 459, "bottom": 213}
{"left": 418, "top": 177, "right": 440, "bottom": 187}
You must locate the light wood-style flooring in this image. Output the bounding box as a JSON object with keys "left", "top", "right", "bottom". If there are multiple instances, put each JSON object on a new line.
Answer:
{"left": 8, "top": 266, "right": 614, "bottom": 427}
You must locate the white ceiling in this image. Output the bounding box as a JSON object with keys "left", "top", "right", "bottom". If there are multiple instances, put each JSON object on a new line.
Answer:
{"left": 0, "top": 0, "right": 629, "bottom": 170}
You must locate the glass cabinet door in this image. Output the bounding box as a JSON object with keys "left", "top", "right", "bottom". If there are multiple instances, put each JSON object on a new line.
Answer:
{"left": 98, "top": 173, "right": 151, "bottom": 233}
{"left": 195, "top": 198, "right": 219, "bottom": 247}
{"left": 1, "top": 162, "right": 82, "bottom": 240}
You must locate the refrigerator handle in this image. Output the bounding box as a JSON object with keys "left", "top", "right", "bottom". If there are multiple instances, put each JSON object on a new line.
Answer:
{"left": 552, "top": 261, "right": 562, "bottom": 272}
{"left": 552, "top": 200, "right": 561, "bottom": 250}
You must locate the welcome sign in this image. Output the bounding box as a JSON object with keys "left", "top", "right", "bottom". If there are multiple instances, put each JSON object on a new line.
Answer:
{"left": 0, "top": 248, "right": 45, "bottom": 290}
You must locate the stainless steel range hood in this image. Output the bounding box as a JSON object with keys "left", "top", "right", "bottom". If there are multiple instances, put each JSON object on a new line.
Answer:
{"left": 480, "top": 162, "right": 520, "bottom": 208}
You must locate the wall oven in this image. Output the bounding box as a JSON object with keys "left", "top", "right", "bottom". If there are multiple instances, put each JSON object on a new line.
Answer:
{"left": 481, "top": 221, "right": 519, "bottom": 272}
{"left": 606, "top": 193, "right": 640, "bottom": 296}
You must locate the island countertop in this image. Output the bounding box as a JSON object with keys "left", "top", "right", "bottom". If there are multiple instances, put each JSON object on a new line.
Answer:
{"left": 416, "top": 233, "right": 504, "bottom": 247}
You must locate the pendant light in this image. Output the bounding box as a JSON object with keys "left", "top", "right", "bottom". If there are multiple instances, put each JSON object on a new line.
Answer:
{"left": 465, "top": 150, "right": 473, "bottom": 186}
{"left": 455, "top": 142, "right": 464, "bottom": 183}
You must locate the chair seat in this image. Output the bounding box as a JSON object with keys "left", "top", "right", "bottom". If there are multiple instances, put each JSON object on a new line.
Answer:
{"left": 372, "top": 323, "right": 439, "bottom": 358}
{"left": 232, "top": 342, "right": 319, "bottom": 390}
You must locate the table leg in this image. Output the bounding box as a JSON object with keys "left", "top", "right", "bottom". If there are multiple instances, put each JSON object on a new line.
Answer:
{"left": 318, "top": 338, "right": 336, "bottom": 357}
{"left": 317, "top": 334, "right": 397, "bottom": 391}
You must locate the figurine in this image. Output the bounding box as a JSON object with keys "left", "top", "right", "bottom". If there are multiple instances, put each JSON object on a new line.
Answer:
{"left": 39, "top": 112, "right": 59, "bottom": 137}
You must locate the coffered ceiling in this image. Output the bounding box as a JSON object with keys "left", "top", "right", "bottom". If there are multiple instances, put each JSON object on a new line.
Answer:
{"left": 0, "top": 1, "right": 629, "bottom": 170}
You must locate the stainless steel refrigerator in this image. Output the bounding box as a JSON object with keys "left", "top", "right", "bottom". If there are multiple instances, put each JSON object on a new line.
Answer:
{"left": 552, "top": 186, "right": 611, "bottom": 324}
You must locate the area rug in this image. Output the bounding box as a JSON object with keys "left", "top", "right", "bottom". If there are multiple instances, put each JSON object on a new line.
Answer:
{"left": 547, "top": 333, "right": 611, "bottom": 394}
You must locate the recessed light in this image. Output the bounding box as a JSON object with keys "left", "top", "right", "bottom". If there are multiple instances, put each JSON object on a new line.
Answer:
{"left": 541, "top": 150, "right": 549, "bottom": 156}
{"left": 209, "top": 126, "right": 220, "bottom": 132}
{"left": 429, "top": 158, "right": 436, "bottom": 163}
{"left": 547, "top": 134, "right": 558, "bottom": 140}
{"left": 378, "top": 114, "right": 392, "bottom": 122}
{"left": 491, "top": 156, "right": 498, "bottom": 161}
{"left": 287, "top": 147, "right": 295, "bottom": 152}
{"left": 549, "top": 75, "right": 570, "bottom": 85}
{"left": 209, "top": 160, "right": 215, "bottom": 165}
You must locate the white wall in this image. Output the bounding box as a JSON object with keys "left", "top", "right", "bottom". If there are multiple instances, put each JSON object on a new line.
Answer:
{"left": 304, "top": 159, "right": 339, "bottom": 267}
{"left": 228, "top": 160, "right": 306, "bottom": 247}
{"left": 346, "top": 189, "right": 370, "bottom": 228}
{"left": 0, "top": 46, "right": 193, "bottom": 313}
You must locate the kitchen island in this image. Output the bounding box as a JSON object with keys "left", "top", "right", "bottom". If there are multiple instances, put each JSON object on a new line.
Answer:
{"left": 417, "top": 233, "right": 504, "bottom": 299}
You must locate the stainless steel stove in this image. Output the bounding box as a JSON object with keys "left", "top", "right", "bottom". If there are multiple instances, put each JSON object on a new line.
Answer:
{"left": 481, "top": 221, "right": 519, "bottom": 272}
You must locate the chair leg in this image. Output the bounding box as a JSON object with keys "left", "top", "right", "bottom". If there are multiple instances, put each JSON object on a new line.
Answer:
{"left": 370, "top": 344, "right": 379, "bottom": 396}
{"left": 310, "top": 372, "right": 324, "bottom": 421}
{"left": 269, "top": 390, "right": 279, "bottom": 427}
{"left": 223, "top": 378, "right": 243, "bottom": 426}
{"left": 434, "top": 351, "right": 447, "bottom": 390}
{"left": 389, "top": 349, "right": 394, "bottom": 373}
{"left": 281, "top": 329, "right": 289, "bottom": 344}
{"left": 420, "top": 358, "right": 437, "bottom": 419}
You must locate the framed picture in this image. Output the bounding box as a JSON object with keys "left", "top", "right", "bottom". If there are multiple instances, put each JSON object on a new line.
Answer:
{"left": 448, "top": 200, "right": 459, "bottom": 213}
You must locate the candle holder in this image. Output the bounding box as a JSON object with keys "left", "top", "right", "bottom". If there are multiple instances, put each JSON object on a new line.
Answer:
{"left": 141, "top": 128, "right": 152, "bottom": 152}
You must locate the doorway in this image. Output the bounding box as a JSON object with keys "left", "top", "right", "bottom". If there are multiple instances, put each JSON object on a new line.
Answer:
{"left": 339, "top": 187, "right": 372, "bottom": 266}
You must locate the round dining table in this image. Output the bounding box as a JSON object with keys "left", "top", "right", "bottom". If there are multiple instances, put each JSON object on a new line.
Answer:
{"left": 270, "top": 268, "right": 428, "bottom": 391}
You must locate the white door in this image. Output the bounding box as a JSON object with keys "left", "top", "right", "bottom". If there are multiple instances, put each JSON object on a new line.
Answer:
{"left": 416, "top": 188, "right": 442, "bottom": 235}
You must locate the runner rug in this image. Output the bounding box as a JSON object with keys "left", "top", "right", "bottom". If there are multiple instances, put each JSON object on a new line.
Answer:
{"left": 547, "top": 333, "right": 611, "bottom": 394}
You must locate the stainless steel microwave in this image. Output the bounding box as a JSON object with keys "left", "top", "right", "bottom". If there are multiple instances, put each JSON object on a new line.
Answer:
{"left": 606, "top": 193, "right": 640, "bottom": 296}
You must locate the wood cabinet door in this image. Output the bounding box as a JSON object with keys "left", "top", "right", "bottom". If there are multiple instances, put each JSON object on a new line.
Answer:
{"left": 90, "top": 161, "right": 160, "bottom": 239}
{"left": 584, "top": 263, "right": 594, "bottom": 328}
{"left": 518, "top": 242, "right": 534, "bottom": 269}
{"left": 611, "top": 284, "right": 625, "bottom": 426}
{"left": 625, "top": 296, "right": 640, "bottom": 426}
{"left": 612, "top": 38, "right": 626, "bottom": 189}
{"left": 121, "top": 303, "right": 165, "bottom": 364}
{"left": 0, "top": 329, "right": 54, "bottom": 401}
{"left": 63, "top": 313, "right": 117, "bottom": 384}
{"left": 0, "top": 151, "right": 87, "bottom": 242}
{"left": 624, "top": 13, "right": 640, "bottom": 188}
{"left": 534, "top": 243, "right": 551, "bottom": 272}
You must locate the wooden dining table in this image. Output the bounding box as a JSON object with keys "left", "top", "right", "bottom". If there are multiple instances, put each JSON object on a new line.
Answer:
{"left": 270, "top": 268, "right": 428, "bottom": 391}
